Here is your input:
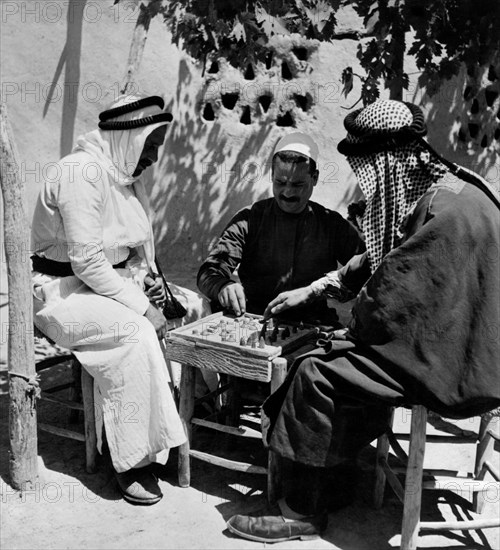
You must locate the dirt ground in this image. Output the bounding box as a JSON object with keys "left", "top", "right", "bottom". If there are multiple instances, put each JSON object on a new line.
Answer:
{"left": 1, "top": 263, "right": 499, "bottom": 550}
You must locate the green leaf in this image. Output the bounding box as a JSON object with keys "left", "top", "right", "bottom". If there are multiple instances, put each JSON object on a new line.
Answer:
{"left": 341, "top": 67, "right": 354, "bottom": 97}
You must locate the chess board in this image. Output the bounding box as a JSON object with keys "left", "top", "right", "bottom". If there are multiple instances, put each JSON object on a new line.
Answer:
{"left": 166, "top": 311, "right": 319, "bottom": 365}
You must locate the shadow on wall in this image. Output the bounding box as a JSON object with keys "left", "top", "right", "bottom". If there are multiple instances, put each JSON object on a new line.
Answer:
{"left": 143, "top": 58, "right": 273, "bottom": 273}
{"left": 42, "top": 0, "right": 87, "bottom": 158}
{"left": 419, "top": 66, "right": 500, "bottom": 179}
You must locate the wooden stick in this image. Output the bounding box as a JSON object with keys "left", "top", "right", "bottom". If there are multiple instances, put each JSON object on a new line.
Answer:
{"left": 1, "top": 94, "right": 38, "bottom": 490}
{"left": 120, "top": 0, "right": 163, "bottom": 94}
{"left": 189, "top": 449, "right": 267, "bottom": 475}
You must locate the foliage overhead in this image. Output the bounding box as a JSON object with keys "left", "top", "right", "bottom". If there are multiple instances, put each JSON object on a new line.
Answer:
{"left": 158, "top": 0, "right": 341, "bottom": 69}
{"left": 116, "top": 0, "right": 500, "bottom": 104}
{"left": 342, "top": 0, "right": 500, "bottom": 103}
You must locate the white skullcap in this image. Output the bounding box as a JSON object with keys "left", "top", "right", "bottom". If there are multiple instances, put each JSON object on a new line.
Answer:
{"left": 273, "top": 132, "right": 319, "bottom": 164}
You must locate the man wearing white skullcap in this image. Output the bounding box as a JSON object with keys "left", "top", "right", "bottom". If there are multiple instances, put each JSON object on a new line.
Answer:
{"left": 31, "top": 94, "right": 187, "bottom": 505}
{"left": 227, "top": 100, "right": 500, "bottom": 542}
{"left": 197, "top": 131, "right": 364, "bottom": 325}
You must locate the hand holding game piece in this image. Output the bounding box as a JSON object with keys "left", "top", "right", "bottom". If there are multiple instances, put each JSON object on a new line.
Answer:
{"left": 263, "top": 286, "right": 315, "bottom": 319}
{"left": 218, "top": 282, "right": 247, "bottom": 316}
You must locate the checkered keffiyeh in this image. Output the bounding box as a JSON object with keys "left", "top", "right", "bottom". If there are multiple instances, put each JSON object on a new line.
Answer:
{"left": 341, "top": 100, "right": 447, "bottom": 273}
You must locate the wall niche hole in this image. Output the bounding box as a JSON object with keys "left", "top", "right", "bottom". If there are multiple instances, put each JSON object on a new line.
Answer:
{"left": 208, "top": 61, "right": 219, "bottom": 74}
{"left": 485, "top": 89, "right": 499, "bottom": 108}
{"left": 468, "top": 123, "right": 479, "bottom": 138}
{"left": 258, "top": 95, "right": 272, "bottom": 112}
{"left": 488, "top": 65, "right": 498, "bottom": 82}
{"left": 281, "top": 61, "right": 293, "bottom": 80}
{"left": 494, "top": 127, "right": 500, "bottom": 140}
{"left": 293, "top": 93, "right": 311, "bottom": 111}
{"left": 240, "top": 106, "right": 252, "bottom": 125}
{"left": 202, "top": 103, "right": 215, "bottom": 121}
{"left": 458, "top": 127, "right": 467, "bottom": 142}
{"left": 292, "top": 47, "right": 308, "bottom": 61}
{"left": 221, "top": 93, "right": 239, "bottom": 110}
{"left": 265, "top": 52, "right": 274, "bottom": 70}
{"left": 244, "top": 64, "right": 255, "bottom": 80}
{"left": 480, "top": 134, "right": 488, "bottom": 148}
{"left": 276, "top": 111, "right": 294, "bottom": 127}
{"left": 471, "top": 98, "right": 479, "bottom": 114}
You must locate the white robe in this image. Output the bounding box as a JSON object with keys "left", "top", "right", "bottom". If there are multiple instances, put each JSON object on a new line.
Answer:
{"left": 31, "top": 103, "right": 189, "bottom": 472}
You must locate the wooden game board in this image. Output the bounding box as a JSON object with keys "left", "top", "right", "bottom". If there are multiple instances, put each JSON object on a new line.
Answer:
{"left": 164, "top": 312, "right": 319, "bottom": 382}
{"left": 168, "top": 312, "right": 318, "bottom": 359}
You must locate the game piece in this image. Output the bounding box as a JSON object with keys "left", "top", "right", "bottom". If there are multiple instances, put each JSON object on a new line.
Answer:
{"left": 201, "top": 330, "right": 209, "bottom": 336}
{"left": 282, "top": 327, "right": 291, "bottom": 339}
{"left": 299, "top": 321, "right": 304, "bottom": 330}
{"left": 240, "top": 337, "right": 246, "bottom": 346}
{"left": 292, "top": 325, "right": 298, "bottom": 333}
{"left": 259, "top": 337, "right": 265, "bottom": 348}
{"left": 192, "top": 329, "right": 199, "bottom": 335}
{"left": 251, "top": 340, "right": 257, "bottom": 348}
{"left": 268, "top": 318, "right": 274, "bottom": 330}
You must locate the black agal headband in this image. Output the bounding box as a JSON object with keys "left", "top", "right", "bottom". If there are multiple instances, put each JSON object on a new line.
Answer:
{"left": 98, "top": 96, "right": 173, "bottom": 130}
{"left": 337, "top": 102, "right": 427, "bottom": 156}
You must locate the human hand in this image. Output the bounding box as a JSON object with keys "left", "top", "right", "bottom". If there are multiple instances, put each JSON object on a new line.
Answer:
{"left": 263, "top": 286, "right": 315, "bottom": 320}
{"left": 144, "top": 274, "right": 166, "bottom": 306}
{"left": 218, "top": 283, "right": 246, "bottom": 316}
{"left": 144, "top": 304, "right": 167, "bottom": 339}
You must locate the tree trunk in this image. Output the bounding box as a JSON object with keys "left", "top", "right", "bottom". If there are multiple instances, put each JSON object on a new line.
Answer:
{"left": 388, "top": 17, "right": 405, "bottom": 101}
{"left": 120, "top": 0, "right": 163, "bottom": 95}
{"left": 0, "top": 94, "right": 38, "bottom": 490}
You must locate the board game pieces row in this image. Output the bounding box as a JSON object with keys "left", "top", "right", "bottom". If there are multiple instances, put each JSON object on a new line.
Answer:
{"left": 190, "top": 316, "right": 308, "bottom": 347}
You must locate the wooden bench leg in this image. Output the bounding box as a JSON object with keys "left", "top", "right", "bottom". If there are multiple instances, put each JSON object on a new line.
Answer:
{"left": 400, "top": 405, "right": 427, "bottom": 550}
{"left": 178, "top": 364, "right": 195, "bottom": 488}
{"left": 473, "top": 415, "right": 496, "bottom": 513}
{"left": 81, "top": 366, "right": 97, "bottom": 474}
{"left": 267, "top": 357, "right": 288, "bottom": 503}
{"left": 68, "top": 360, "right": 82, "bottom": 424}
{"left": 374, "top": 408, "right": 395, "bottom": 509}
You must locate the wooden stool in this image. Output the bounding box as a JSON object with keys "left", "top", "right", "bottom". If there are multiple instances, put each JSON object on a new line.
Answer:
{"left": 374, "top": 405, "right": 500, "bottom": 550}
{"left": 35, "top": 329, "right": 98, "bottom": 473}
{"left": 175, "top": 355, "right": 288, "bottom": 503}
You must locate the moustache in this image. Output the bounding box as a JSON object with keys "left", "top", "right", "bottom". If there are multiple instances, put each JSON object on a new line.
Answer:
{"left": 279, "top": 195, "right": 300, "bottom": 203}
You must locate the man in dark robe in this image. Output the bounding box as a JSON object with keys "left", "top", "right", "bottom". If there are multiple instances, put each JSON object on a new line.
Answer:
{"left": 197, "top": 132, "right": 364, "bottom": 326}
{"left": 226, "top": 100, "right": 500, "bottom": 543}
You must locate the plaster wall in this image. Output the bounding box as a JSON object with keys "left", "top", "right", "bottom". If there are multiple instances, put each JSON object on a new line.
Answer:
{"left": 1, "top": 0, "right": 498, "bottom": 273}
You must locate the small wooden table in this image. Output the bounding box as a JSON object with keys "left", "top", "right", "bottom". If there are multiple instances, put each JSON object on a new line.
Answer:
{"left": 164, "top": 311, "right": 319, "bottom": 502}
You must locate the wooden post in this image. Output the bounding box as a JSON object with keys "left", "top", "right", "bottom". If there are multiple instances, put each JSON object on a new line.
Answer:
{"left": 120, "top": 0, "right": 164, "bottom": 95}
{"left": 0, "top": 94, "right": 38, "bottom": 490}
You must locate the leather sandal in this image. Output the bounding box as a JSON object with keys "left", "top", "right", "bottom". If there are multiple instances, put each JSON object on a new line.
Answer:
{"left": 226, "top": 504, "right": 327, "bottom": 543}
{"left": 114, "top": 467, "right": 163, "bottom": 505}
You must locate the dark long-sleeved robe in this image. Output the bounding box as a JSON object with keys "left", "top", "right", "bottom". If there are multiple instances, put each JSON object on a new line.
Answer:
{"left": 263, "top": 176, "right": 500, "bottom": 467}
{"left": 197, "top": 198, "right": 364, "bottom": 324}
